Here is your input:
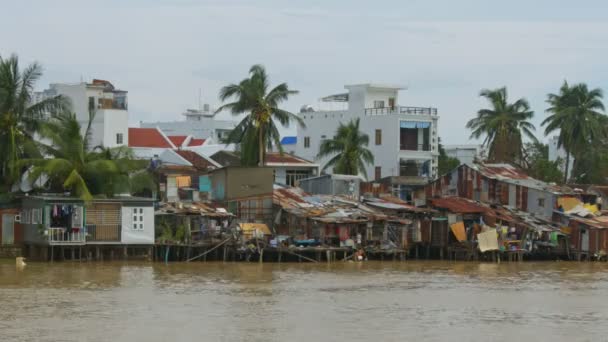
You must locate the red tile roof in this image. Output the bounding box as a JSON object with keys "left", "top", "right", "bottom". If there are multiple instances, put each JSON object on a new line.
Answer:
{"left": 128, "top": 128, "right": 173, "bottom": 148}
{"left": 430, "top": 197, "right": 489, "bottom": 214}
{"left": 175, "top": 150, "right": 217, "bottom": 171}
{"left": 265, "top": 152, "right": 314, "bottom": 165}
{"left": 188, "top": 138, "right": 206, "bottom": 147}
{"left": 168, "top": 135, "right": 188, "bottom": 147}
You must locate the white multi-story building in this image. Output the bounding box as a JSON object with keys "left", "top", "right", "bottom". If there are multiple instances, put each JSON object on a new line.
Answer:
{"left": 443, "top": 144, "right": 485, "bottom": 165}
{"left": 35, "top": 79, "right": 129, "bottom": 149}
{"left": 140, "top": 106, "right": 236, "bottom": 142}
{"left": 295, "top": 84, "right": 439, "bottom": 184}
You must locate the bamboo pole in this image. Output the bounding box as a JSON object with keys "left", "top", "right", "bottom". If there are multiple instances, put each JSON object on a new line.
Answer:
{"left": 187, "top": 237, "right": 232, "bottom": 262}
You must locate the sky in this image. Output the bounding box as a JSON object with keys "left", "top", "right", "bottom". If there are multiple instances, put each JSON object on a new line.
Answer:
{"left": 2, "top": 0, "right": 607, "bottom": 145}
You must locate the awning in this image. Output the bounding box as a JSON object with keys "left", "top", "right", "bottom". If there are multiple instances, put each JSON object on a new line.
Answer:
{"left": 400, "top": 121, "right": 431, "bottom": 129}
{"left": 239, "top": 223, "right": 272, "bottom": 235}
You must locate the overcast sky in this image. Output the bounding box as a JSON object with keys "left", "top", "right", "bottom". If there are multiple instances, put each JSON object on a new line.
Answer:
{"left": 2, "top": 0, "right": 607, "bottom": 144}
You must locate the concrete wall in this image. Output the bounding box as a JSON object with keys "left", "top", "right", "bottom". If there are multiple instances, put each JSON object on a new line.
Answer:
{"left": 101, "top": 109, "right": 129, "bottom": 148}
{"left": 121, "top": 206, "right": 155, "bottom": 244}
{"left": 211, "top": 167, "right": 273, "bottom": 201}
{"left": 299, "top": 175, "right": 333, "bottom": 195}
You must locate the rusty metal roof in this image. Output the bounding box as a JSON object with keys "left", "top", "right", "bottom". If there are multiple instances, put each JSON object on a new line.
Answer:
{"left": 430, "top": 197, "right": 489, "bottom": 214}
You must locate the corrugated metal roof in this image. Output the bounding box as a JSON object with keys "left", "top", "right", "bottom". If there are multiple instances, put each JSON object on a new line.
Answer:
{"left": 431, "top": 197, "right": 488, "bottom": 214}
{"left": 466, "top": 163, "right": 573, "bottom": 194}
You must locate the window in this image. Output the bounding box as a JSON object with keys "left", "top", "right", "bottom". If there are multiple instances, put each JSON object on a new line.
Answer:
{"left": 286, "top": 170, "right": 311, "bottom": 187}
{"left": 132, "top": 208, "right": 145, "bottom": 230}
{"left": 116, "top": 133, "right": 123, "bottom": 145}
{"left": 88, "top": 97, "right": 95, "bottom": 111}
{"left": 373, "top": 100, "right": 385, "bottom": 108}
{"left": 375, "top": 129, "right": 382, "bottom": 145}
{"left": 538, "top": 198, "right": 545, "bottom": 207}
{"left": 375, "top": 166, "right": 382, "bottom": 181}
{"left": 304, "top": 137, "right": 310, "bottom": 148}
{"left": 32, "top": 209, "right": 42, "bottom": 225}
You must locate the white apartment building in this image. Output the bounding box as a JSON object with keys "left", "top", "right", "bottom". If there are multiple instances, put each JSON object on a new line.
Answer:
{"left": 140, "top": 106, "right": 236, "bottom": 142}
{"left": 443, "top": 144, "right": 485, "bottom": 165}
{"left": 295, "top": 84, "right": 439, "bottom": 183}
{"left": 35, "top": 79, "right": 129, "bottom": 149}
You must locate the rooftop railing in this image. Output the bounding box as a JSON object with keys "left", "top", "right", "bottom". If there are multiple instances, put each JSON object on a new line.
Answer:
{"left": 365, "top": 106, "right": 437, "bottom": 116}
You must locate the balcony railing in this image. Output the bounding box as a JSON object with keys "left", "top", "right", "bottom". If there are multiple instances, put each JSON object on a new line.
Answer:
{"left": 48, "top": 227, "right": 86, "bottom": 245}
{"left": 365, "top": 106, "right": 437, "bottom": 116}
{"left": 400, "top": 143, "right": 431, "bottom": 151}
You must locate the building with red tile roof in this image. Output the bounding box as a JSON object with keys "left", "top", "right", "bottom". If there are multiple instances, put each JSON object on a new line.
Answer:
{"left": 128, "top": 127, "right": 174, "bottom": 148}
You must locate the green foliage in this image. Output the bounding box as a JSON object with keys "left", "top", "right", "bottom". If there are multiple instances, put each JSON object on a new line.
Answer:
{"left": 543, "top": 81, "right": 606, "bottom": 183}
{"left": 174, "top": 224, "right": 186, "bottom": 242}
{"left": 0, "top": 54, "right": 69, "bottom": 190}
{"left": 467, "top": 87, "right": 537, "bottom": 165}
{"left": 523, "top": 142, "right": 563, "bottom": 184}
{"left": 22, "top": 112, "right": 153, "bottom": 200}
{"left": 570, "top": 145, "right": 608, "bottom": 184}
{"left": 217, "top": 65, "right": 304, "bottom": 166}
{"left": 317, "top": 118, "right": 374, "bottom": 179}
{"left": 437, "top": 139, "right": 460, "bottom": 175}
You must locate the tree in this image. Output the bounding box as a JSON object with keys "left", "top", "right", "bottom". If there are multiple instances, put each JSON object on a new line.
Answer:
{"left": 0, "top": 54, "right": 69, "bottom": 190}
{"left": 466, "top": 87, "right": 537, "bottom": 165}
{"left": 522, "top": 142, "right": 563, "bottom": 184}
{"left": 216, "top": 65, "right": 304, "bottom": 166}
{"left": 543, "top": 81, "right": 606, "bottom": 183}
{"left": 317, "top": 118, "right": 374, "bottom": 178}
{"left": 437, "top": 139, "right": 460, "bottom": 175}
{"left": 23, "top": 112, "right": 149, "bottom": 200}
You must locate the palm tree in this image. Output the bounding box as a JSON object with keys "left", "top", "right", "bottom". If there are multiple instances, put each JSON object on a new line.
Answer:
{"left": 317, "top": 118, "right": 374, "bottom": 178}
{"left": 23, "top": 112, "right": 132, "bottom": 201}
{"left": 0, "top": 54, "right": 69, "bottom": 189}
{"left": 216, "top": 65, "right": 304, "bottom": 166}
{"left": 543, "top": 81, "right": 605, "bottom": 183}
{"left": 466, "top": 87, "right": 537, "bottom": 165}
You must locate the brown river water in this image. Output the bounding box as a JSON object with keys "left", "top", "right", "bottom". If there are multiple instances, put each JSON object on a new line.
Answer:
{"left": 2, "top": 260, "right": 608, "bottom": 342}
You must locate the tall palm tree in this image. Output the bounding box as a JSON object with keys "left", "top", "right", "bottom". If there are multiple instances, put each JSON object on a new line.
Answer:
{"left": 543, "top": 81, "right": 605, "bottom": 183}
{"left": 466, "top": 87, "right": 537, "bottom": 165}
{"left": 317, "top": 118, "right": 374, "bottom": 178}
{"left": 23, "top": 112, "right": 130, "bottom": 201}
{"left": 0, "top": 54, "right": 69, "bottom": 189}
{"left": 216, "top": 65, "right": 304, "bottom": 166}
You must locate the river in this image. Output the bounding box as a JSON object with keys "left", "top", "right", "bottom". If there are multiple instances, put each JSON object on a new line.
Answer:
{"left": 1, "top": 260, "right": 608, "bottom": 341}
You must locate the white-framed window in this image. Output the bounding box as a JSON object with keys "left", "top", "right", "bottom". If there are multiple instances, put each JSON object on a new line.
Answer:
{"left": 373, "top": 100, "right": 385, "bottom": 108}
{"left": 116, "top": 133, "right": 124, "bottom": 145}
{"left": 304, "top": 137, "right": 310, "bottom": 148}
{"left": 132, "top": 208, "right": 145, "bottom": 230}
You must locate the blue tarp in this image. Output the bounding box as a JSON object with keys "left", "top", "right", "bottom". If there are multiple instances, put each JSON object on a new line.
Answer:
{"left": 400, "top": 121, "right": 431, "bottom": 129}
{"left": 280, "top": 136, "right": 297, "bottom": 145}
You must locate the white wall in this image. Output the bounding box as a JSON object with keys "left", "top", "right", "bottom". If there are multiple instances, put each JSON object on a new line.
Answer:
{"left": 444, "top": 145, "right": 481, "bottom": 165}
{"left": 140, "top": 118, "right": 236, "bottom": 140}
{"left": 102, "top": 109, "right": 129, "bottom": 148}
{"left": 121, "top": 206, "right": 155, "bottom": 244}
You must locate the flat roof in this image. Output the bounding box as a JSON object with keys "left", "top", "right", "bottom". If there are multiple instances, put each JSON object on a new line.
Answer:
{"left": 344, "top": 83, "right": 406, "bottom": 91}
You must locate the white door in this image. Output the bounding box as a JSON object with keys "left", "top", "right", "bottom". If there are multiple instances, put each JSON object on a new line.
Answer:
{"left": 2, "top": 214, "right": 15, "bottom": 245}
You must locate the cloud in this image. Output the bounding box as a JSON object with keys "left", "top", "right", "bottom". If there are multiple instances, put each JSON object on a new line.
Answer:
{"left": 1, "top": 1, "right": 607, "bottom": 144}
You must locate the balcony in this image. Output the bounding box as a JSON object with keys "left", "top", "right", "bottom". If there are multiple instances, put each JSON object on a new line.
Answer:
{"left": 48, "top": 227, "right": 86, "bottom": 245}
{"left": 365, "top": 106, "right": 437, "bottom": 116}
{"left": 400, "top": 143, "right": 431, "bottom": 152}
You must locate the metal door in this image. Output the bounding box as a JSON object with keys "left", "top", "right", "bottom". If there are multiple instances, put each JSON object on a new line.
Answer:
{"left": 2, "top": 214, "right": 15, "bottom": 245}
